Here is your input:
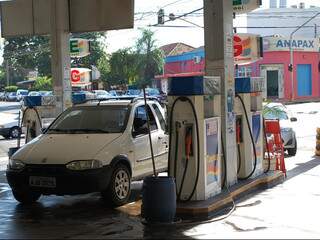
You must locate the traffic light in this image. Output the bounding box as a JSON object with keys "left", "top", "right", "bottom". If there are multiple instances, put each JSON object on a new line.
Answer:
{"left": 158, "top": 9, "right": 164, "bottom": 25}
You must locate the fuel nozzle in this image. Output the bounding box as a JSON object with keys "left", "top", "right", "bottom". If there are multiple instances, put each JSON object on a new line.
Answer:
{"left": 185, "top": 126, "right": 193, "bottom": 159}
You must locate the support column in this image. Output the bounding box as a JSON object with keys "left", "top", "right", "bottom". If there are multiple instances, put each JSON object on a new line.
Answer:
{"left": 204, "top": 0, "right": 237, "bottom": 186}
{"left": 50, "top": 0, "right": 72, "bottom": 114}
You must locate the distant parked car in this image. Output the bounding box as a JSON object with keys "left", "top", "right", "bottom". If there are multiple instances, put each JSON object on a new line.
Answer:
{"left": 139, "top": 88, "right": 167, "bottom": 103}
{"left": 28, "top": 91, "right": 40, "bottom": 96}
{"left": 93, "top": 90, "right": 111, "bottom": 99}
{"left": 126, "top": 89, "right": 141, "bottom": 96}
{"left": 7, "top": 92, "right": 18, "bottom": 102}
{"left": 263, "top": 102, "right": 297, "bottom": 156}
{"left": 16, "top": 89, "right": 29, "bottom": 101}
{"left": 78, "top": 91, "right": 96, "bottom": 100}
{"left": 0, "top": 112, "right": 22, "bottom": 139}
{"left": 109, "top": 90, "right": 118, "bottom": 97}
{"left": 0, "top": 92, "right": 5, "bottom": 101}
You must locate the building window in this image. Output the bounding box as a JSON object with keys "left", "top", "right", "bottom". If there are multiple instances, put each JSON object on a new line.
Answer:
{"left": 236, "top": 66, "right": 252, "bottom": 77}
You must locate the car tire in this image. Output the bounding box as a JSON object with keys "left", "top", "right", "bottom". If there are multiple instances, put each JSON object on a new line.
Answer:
{"left": 10, "top": 127, "right": 21, "bottom": 139}
{"left": 12, "top": 190, "right": 41, "bottom": 204}
{"left": 3, "top": 135, "right": 10, "bottom": 139}
{"left": 287, "top": 137, "right": 297, "bottom": 156}
{"left": 101, "top": 164, "right": 131, "bottom": 207}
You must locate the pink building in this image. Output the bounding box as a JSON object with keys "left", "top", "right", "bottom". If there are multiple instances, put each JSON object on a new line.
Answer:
{"left": 157, "top": 37, "right": 320, "bottom": 102}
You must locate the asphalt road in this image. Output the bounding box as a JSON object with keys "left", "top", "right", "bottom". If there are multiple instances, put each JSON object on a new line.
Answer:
{"left": 0, "top": 101, "right": 320, "bottom": 238}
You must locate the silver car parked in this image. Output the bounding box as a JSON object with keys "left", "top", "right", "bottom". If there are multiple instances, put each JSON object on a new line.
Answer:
{"left": 263, "top": 102, "right": 297, "bottom": 156}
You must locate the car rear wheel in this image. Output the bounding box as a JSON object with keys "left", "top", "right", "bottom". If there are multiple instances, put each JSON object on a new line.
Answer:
{"left": 101, "top": 164, "right": 131, "bottom": 207}
{"left": 10, "top": 127, "right": 21, "bottom": 139}
{"left": 287, "top": 137, "right": 297, "bottom": 156}
{"left": 12, "top": 190, "right": 41, "bottom": 204}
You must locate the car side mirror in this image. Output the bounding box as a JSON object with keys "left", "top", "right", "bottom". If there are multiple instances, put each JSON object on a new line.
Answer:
{"left": 290, "top": 117, "right": 297, "bottom": 122}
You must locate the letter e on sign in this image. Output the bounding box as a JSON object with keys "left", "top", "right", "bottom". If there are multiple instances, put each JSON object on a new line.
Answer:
{"left": 71, "top": 69, "right": 80, "bottom": 83}
{"left": 234, "top": 35, "right": 243, "bottom": 57}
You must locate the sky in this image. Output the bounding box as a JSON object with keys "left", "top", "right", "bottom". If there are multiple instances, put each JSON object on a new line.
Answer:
{"left": 105, "top": 0, "right": 320, "bottom": 53}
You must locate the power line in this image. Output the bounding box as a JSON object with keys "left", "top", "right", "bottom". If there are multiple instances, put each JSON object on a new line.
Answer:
{"left": 150, "top": 7, "right": 203, "bottom": 27}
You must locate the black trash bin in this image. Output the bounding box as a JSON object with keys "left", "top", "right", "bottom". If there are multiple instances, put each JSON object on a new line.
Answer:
{"left": 142, "top": 176, "right": 176, "bottom": 224}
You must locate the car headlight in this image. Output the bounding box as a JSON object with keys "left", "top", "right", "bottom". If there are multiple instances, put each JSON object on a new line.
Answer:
{"left": 281, "top": 127, "right": 292, "bottom": 132}
{"left": 66, "top": 160, "right": 103, "bottom": 171}
{"left": 9, "top": 159, "right": 25, "bottom": 170}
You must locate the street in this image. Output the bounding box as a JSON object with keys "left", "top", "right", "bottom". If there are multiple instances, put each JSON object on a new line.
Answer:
{"left": 0, "top": 101, "right": 320, "bottom": 238}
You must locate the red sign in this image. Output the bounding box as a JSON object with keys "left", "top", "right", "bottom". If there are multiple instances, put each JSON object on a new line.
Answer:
{"left": 71, "top": 69, "right": 81, "bottom": 83}
{"left": 234, "top": 35, "right": 243, "bottom": 57}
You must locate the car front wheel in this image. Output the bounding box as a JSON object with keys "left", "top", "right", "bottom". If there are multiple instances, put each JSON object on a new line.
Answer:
{"left": 12, "top": 190, "right": 41, "bottom": 204}
{"left": 10, "top": 127, "right": 21, "bottom": 139}
{"left": 101, "top": 164, "right": 131, "bottom": 207}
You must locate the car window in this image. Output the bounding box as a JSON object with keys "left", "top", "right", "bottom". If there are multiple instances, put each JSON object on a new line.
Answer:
{"left": 152, "top": 104, "right": 166, "bottom": 131}
{"left": 132, "top": 105, "right": 158, "bottom": 137}
{"left": 48, "top": 106, "right": 129, "bottom": 133}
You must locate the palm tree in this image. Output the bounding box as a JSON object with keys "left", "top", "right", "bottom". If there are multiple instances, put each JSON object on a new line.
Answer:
{"left": 135, "top": 29, "right": 164, "bottom": 87}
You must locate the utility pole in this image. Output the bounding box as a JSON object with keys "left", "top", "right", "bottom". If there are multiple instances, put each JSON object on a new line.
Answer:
{"left": 6, "top": 60, "right": 9, "bottom": 87}
{"left": 289, "top": 12, "right": 320, "bottom": 101}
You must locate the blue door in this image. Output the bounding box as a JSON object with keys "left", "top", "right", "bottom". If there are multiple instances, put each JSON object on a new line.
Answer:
{"left": 297, "top": 64, "right": 312, "bottom": 96}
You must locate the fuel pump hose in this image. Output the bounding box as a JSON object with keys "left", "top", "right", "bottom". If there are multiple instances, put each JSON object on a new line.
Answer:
{"left": 168, "top": 96, "right": 200, "bottom": 202}
{"left": 235, "top": 94, "right": 258, "bottom": 180}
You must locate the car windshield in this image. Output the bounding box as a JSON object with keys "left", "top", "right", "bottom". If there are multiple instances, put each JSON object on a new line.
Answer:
{"left": 264, "top": 110, "right": 288, "bottom": 120}
{"left": 47, "top": 105, "right": 130, "bottom": 134}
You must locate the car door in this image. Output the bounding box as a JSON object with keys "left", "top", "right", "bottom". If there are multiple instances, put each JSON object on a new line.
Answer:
{"left": 131, "top": 104, "right": 161, "bottom": 177}
{"left": 151, "top": 103, "right": 168, "bottom": 172}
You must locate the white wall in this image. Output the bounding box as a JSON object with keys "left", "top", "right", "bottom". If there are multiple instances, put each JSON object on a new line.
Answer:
{"left": 245, "top": 7, "right": 320, "bottom": 38}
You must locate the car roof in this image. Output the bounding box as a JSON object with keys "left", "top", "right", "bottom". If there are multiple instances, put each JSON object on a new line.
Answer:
{"left": 76, "top": 99, "right": 158, "bottom": 107}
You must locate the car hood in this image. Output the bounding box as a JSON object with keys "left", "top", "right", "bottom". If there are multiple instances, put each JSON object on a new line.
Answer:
{"left": 279, "top": 119, "right": 292, "bottom": 129}
{"left": 13, "top": 133, "right": 122, "bottom": 165}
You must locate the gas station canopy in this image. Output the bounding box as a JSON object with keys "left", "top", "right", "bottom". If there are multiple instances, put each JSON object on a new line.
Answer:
{"left": 0, "top": 0, "right": 134, "bottom": 37}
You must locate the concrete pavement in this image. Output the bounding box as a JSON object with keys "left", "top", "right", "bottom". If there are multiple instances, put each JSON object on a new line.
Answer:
{"left": 0, "top": 101, "right": 320, "bottom": 238}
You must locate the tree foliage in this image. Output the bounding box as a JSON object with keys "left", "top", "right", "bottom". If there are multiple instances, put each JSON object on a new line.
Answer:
{"left": 31, "top": 77, "right": 53, "bottom": 91}
{"left": 107, "top": 29, "right": 163, "bottom": 88}
{"left": 135, "top": 29, "right": 164, "bottom": 87}
{"left": 3, "top": 36, "right": 50, "bottom": 83}
{"left": 3, "top": 32, "right": 107, "bottom": 85}
{"left": 107, "top": 48, "right": 138, "bottom": 87}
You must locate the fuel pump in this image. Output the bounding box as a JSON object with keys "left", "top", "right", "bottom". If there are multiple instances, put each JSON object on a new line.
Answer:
{"left": 168, "top": 75, "right": 222, "bottom": 201}
{"left": 234, "top": 77, "right": 264, "bottom": 180}
{"left": 22, "top": 95, "right": 57, "bottom": 143}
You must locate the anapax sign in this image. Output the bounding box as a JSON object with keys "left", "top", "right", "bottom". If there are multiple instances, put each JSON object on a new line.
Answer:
{"left": 71, "top": 68, "right": 91, "bottom": 86}
{"left": 263, "top": 37, "right": 319, "bottom": 52}
{"left": 234, "top": 33, "right": 263, "bottom": 65}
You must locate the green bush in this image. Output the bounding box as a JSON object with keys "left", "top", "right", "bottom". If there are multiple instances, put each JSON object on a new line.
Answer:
{"left": 4, "top": 85, "right": 18, "bottom": 92}
{"left": 31, "top": 77, "right": 53, "bottom": 91}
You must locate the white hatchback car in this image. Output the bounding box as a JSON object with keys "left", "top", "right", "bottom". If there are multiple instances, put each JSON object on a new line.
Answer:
{"left": 7, "top": 99, "right": 168, "bottom": 206}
